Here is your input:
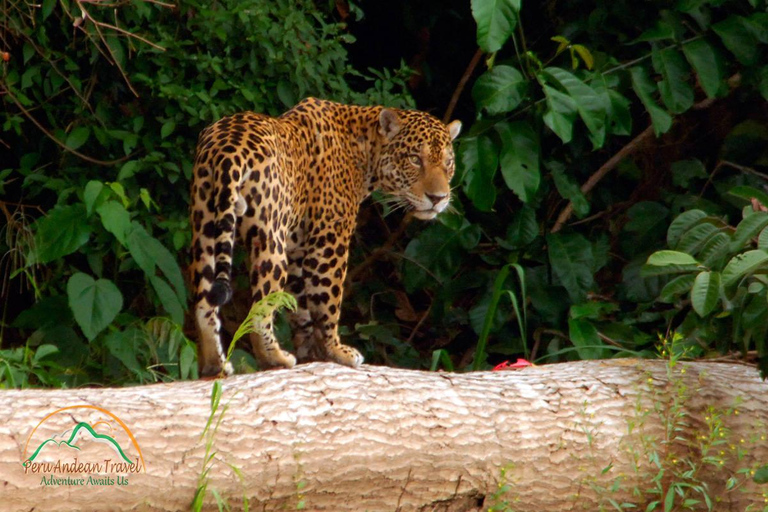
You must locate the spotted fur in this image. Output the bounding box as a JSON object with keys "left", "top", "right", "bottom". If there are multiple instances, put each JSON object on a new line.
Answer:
{"left": 190, "top": 97, "right": 461, "bottom": 375}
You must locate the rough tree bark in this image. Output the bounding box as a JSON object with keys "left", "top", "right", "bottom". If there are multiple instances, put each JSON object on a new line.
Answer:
{"left": 1, "top": 360, "right": 766, "bottom": 511}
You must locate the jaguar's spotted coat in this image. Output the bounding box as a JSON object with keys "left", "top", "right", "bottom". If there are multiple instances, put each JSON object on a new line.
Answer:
{"left": 190, "top": 98, "right": 461, "bottom": 375}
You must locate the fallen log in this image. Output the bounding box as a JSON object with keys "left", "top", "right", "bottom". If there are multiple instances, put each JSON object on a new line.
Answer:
{"left": 1, "top": 360, "right": 766, "bottom": 511}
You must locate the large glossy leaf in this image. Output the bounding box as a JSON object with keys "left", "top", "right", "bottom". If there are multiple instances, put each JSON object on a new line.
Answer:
{"left": 460, "top": 135, "right": 499, "bottom": 212}
{"left": 630, "top": 66, "right": 673, "bottom": 136}
{"left": 472, "top": 65, "right": 527, "bottom": 115}
{"left": 652, "top": 46, "right": 693, "bottom": 114}
{"left": 471, "top": 0, "right": 520, "bottom": 53}
{"left": 542, "top": 84, "right": 577, "bottom": 143}
{"left": 699, "top": 232, "right": 732, "bottom": 269}
{"left": 691, "top": 271, "right": 720, "bottom": 317}
{"left": 730, "top": 212, "right": 768, "bottom": 252}
{"left": 150, "top": 275, "right": 185, "bottom": 325}
{"left": 568, "top": 317, "right": 606, "bottom": 360}
{"left": 96, "top": 200, "right": 132, "bottom": 245}
{"left": 500, "top": 205, "right": 538, "bottom": 250}
{"left": 666, "top": 209, "right": 707, "bottom": 249}
{"left": 722, "top": 250, "right": 768, "bottom": 287}
{"left": 542, "top": 67, "right": 606, "bottom": 148}
{"left": 34, "top": 204, "right": 92, "bottom": 264}
{"left": 496, "top": 121, "right": 540, "bottom": 203}
{"left": 659, "top": 274, "right": 696, "bottom": 303}
{"left": 676, "top": 222, "right": 720, "bottom": 256}
{"left": 713, "top": 15, "right": 760, "bottom": 65}
{"left": 65, "top": 126, "right": 90, "bottom": 151}
{"left": 646, "top": 250, "right": 699, "bottom": 266}
{"left": 549, "top": 163, "right": 589, "bottom": 217}
{"left": 67, "top": 273, "right": 123, "bottom": 341}
{"left": 125, "top": 222, "right": 186, "bottom": 305}
{"left": 547, "top": 232, "right": 594, "bottom": 303}
{"left": 682, "top": 39, "right": 726, "bottom": 99}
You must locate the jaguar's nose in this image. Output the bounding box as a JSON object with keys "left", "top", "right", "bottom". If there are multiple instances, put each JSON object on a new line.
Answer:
{"left": 426, "top": 193, "right": 447, "bottom": 206}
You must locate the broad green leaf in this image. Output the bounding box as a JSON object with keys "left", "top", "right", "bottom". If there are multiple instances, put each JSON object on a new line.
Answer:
{"left": 667, "top": 209, "right": 707, "bottom": 249}
{"left": 500, "top": 205, "right": 538, "bottom": 249}
{"left": 42, "top": 0, "right": 56, "bottom": 20}
{"left": 32, "top": 344, "right": 59, "bottom": 364}
{"left": 731, "top": 212, "right": 768, "bottom": 252}
{"left": 713, "top": 16, "right": 760, "bottom": 65}
{"left": 571, "top": 45, "right": 594, "bottom": 70}
{"left": 568, "top": 317, "right": 605, "bottom": 360}
{"left": 150, "top": 275, "right": 185, "bottom": 325}
{"left": 677, "top": 222, "right": 719, "bottom": 256}
{"left": 759, "top": 227, "right": 768, "bottom": 251}
{"left": 125, "top": 223, "right": 186, "bottom": 304}
{"left": 652, "top": 46, "right": 693, "bottom": 114}
{"left": 646, "top": 250, "right": 699, "bottom": 266}
{"left": 549, "top": 163, "right": 589, "bottom": 217}
{"left": 34, "top": 204, "right": 92, "bottom": 264}
{"left": 161, "top": 120, "right": 176, "bottom": 139}
{"left": 496, "top": 121, "right": 539, "bottom": 203}
{"left": 682, "top": 39, "right": 726, "bottom": 99}
{"left": 722, "top": 250, "right": 768, "bottom": 287}
{"left": 104, "top": 328, "right": 144, "bottom": 374}
{"left": 699, "top": 232, "right": 732, "bottom": 269}
{"left": 607, "top": 90, "right": 632, "bottom": 136}
{"left": 659, "top": 274, "right": 696, "bottom": 303}
{"left": 471, "top": 0, "right": 520, "bottom": 53}
{"left": 542, "top": 85, "right": 577, "bottom": 143}
{"left": 728, "top": 185, "right": 768, "bottom": 211}
{"left": 634, "top": 19, "right": 675, "bottom": 42}
{"left": 671, "top": 159, "right": 708, "bottom": 188}
{"left": 84, "top": 180, "right": 105, "bottom": 216}
{"left": 96, "top": 201, "right": 132, "bottom": 245}
{"left": 460, "top": 135, "right": 499, "bottom": 211}
{"left": 691, "top": 271, "right": 720, "bottom": 317}
{"left": 67, "top": 273, "right": 123, "bottom": 341}
{"left": 630, "top": 66, "right": 673, "bottom": 136}
{"left": 547, "top": 232, "right": 594, "bottom": 303}
{"left": 754, "top": 465, "right": 768, "bottom": 484}
{"left": 65, "top": 126, "right": 90, "bottom": 151}
{"left": 472, "top": 65, "right": 527, "bottom": 115}
{"left": 542, "top": 67, "right": 606, "bottom": 148}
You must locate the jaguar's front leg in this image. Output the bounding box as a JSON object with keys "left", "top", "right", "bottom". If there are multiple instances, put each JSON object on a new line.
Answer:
{"left": 301, "top": 225, "right": 363, "bottom": 368}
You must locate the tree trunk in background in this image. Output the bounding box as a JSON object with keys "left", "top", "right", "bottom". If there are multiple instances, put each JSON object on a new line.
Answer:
{"left": 1, "top": 360, "right": 766, "bottom": 511}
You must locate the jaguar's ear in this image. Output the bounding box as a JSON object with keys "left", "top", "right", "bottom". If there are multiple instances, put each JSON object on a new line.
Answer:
{"left": 379, "top": 109, "right": 402, "bottom": 141}
{"left": 446, "top": 120, "right": 462, "bottom": 141}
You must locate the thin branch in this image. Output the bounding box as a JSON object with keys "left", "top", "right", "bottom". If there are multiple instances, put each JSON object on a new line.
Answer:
{"left": 2, "top": 85, "right": 132, "bottom": 167}
{"left": 442, "top": 48, "right": 483, "bottom": 124}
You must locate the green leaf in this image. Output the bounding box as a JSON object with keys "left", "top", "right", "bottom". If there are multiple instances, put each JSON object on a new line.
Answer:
{"left": 646, "top": 250, "right": 699, "bottom": 266}
{"left": 659, "top": 274, "right": 696, "bottom": 303}
{"left": 472, "top": 65, "right": 527, "bottom": 115}
{"left": 691, "top": 271, "right": 720, "bottom": 317}
{"left": 607, "top": 90, "right": 632, "bottom": 136}
{"left": 667, "top": 209, "right": 707, "bottom": 249}
{"left": 96, "top": 201, "right": 132, "bottom": 245}
{"left": 460, "top": 135, "right": 499, "bottom": 211}
{"left": 568, "top": 317, "right": 605, "bottom": 360}
{"left": 713, "top": 16, "right": 760, "bottom": 65}
{"left": 84, "top": 180, "right": 105, "bottom": 217}
{"left": 682, "top": 39, "right": 726, "bottom": 99}
{"left": 67, "top": 273, "right": 123, "bottom": 341}
{"left": 542, "top": 85, "right": 577, "bottom": 143}
{"left": 731, "top": 212, "right": 768, "bottom": 252}
{"left": 32, "top": 344, "right": 59, "bottom": 364}
{"left": 501, "top": 205, "right": 538, "bottom": 249}
{"left": 42, "top": 0, "right": 56, "bottom": 20}
{"left": 722, "top": 250, "right": 768, "bottom": 287}
{"left": 126, "top": 223, "right": 187, "bottom": 304}
{"left": 150, "top": 275, "right": 185, "bottom": 325}
{"left": 652, "top": 46, "right": 693, "bottom": 114}
{"left": 542, "top": 67, "right": 606, "bottom": 148}
{"left": 549, "top": 162, "right": 589, "bottom": 217}
{"left": 547, "top": 232, "right": 594, "bottom": 303}
{"left": 65, "top": 127, "right": 90, "bottom": 151}
{"left": 671, "top": 159, "right": 708, "bottom": 188}
{"left": 676, "top": 222, "right": 719, "bottom": 256}
{"left": 630, "top": 66, "right": 673, "bottom": 136}
{"left": 471, "top": 0, "right": 520, "bottom": 53}
{"left": 759, "top": 227, "right": 768, "bottom": 251}
{"left": 699, "top": 232, "right": 732, "bottom": 269}
{"left": 161, "top": 120, "right": 176, "bottom": 139}
{"left": 496, "top": 121, "right": 540, "bottom": 203}
{"left": 664, "top": 486, "right": 675, "bottom": 512}
{"left": 753, "top": 464, "right": 768, "bottom": 484}
{"left": 728, "top": 185, "right": 768, "bottom": 210}
{"left": 34, "top": 205, "right": 92, "bottom": 264}
{"left": 104, "top": 328, "right": 143, "bottom": 374}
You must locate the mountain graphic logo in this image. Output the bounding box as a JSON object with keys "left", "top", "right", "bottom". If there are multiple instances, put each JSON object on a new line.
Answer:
{"left": 22, "top": 404, "right": 145, "bottom": 472}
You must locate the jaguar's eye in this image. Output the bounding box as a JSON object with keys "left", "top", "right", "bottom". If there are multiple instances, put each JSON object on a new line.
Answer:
{"left": 408, "top": 155, "right": 421, "bottom": 167}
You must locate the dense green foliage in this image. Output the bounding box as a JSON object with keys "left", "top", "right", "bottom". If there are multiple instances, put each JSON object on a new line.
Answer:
{"left": 1, "top": 0, "right": 768, "bottom": 387}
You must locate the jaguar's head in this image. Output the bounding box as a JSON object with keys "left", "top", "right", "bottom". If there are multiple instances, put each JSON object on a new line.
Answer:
{"left": 376, "top": 108, "right": 461, "bottom": 220}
